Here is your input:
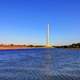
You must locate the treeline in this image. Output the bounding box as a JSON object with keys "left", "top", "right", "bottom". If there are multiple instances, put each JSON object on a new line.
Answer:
{"left": 0, "top": 44, "right": 27, "bottom": 47}
{"left": 0, "top": 44, "right": 45, "bottom": 48}
{"left": 56, "top": 43, "right": 80, "bottom": 48}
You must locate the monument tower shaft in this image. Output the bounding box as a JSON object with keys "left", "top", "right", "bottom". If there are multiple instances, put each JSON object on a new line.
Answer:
{"left": 47, "top": 24, "right": 50, "bottom": 45}
{"left": 46, "top": 24, "right": 52, "bottom": 47}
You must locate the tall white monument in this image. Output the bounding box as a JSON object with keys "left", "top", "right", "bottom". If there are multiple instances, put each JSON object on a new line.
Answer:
{"left": 46, "top": 24, "right": 52, "bottom": 47}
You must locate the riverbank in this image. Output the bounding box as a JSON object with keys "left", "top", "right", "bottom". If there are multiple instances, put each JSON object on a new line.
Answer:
{"left": 0, "top": 46, "right": 29, "bottom": 50}
{"left": 0, "top": 46, "right": 54, "bottom": 50}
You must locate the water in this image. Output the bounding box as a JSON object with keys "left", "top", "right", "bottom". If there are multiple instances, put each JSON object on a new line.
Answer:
{"left": 0, "top": 48, "right": 80, "bottom": 80}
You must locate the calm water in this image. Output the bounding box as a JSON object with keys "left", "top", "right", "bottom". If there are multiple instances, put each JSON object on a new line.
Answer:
{"left": 0, "top": 48, "right": 80, "bottom": 80}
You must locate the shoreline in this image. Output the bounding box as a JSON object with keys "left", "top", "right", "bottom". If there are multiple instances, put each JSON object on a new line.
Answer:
{"left": 0, "top": 46, "right": 54, "bottom": 50}
{"left": 0, "top": 46, "right": 80, "bottom": 50}
{"left": 0, "top": 47, "right": 28, "bottom": 50}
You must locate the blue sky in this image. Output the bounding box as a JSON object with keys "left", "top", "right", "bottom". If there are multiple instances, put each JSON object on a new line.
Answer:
{"left": 0, "top": 0, "right": 80, "bottom": 45}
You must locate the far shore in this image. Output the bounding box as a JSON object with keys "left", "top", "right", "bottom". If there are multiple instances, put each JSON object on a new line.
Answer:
{"left": 0, "top": 42, "right": 80, "bottom": 50}
{"left": 0, "top": 46, "right": 80, "bottom": 50}
{"left": 0, "top": 45, "right": 54, "bottom": 50}
{"left": 0, "top": 46, "right": 30, "bottom": 50}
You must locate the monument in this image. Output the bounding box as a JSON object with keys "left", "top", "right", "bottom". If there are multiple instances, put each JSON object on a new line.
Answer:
{"left": 46, "top": 24, "right": 52, "bottom": 47}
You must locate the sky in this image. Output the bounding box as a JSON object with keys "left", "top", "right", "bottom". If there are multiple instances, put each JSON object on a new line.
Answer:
{"left": 0, "top": 0, "right": 80, "bottom": 45}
